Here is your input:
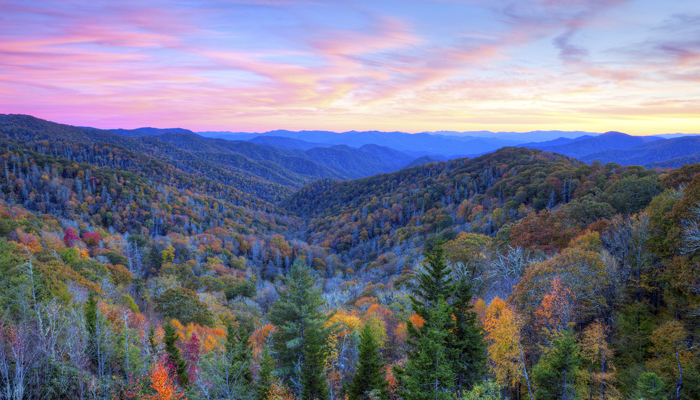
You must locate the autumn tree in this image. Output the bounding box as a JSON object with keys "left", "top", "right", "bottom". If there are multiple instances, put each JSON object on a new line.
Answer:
{"left": 146, "top": 357, "right": 184, "bottom": 400}
{"left": 580, "top": 320, "right": 618, "bottom": 400}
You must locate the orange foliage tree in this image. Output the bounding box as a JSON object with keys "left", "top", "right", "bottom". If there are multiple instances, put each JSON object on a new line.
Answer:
{"left": 145, "top": 357, "right": 185, "bottom": 400}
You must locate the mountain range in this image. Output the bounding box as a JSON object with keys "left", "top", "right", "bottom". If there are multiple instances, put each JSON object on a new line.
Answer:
{"left": 7, "top": 114, "right": 700, "bottom": 179}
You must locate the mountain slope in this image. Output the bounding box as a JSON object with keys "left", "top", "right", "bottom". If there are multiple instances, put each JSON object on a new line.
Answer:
{"left": 580, "top": 136, "right": 700, "bottom": 166}
{"left": 249, "top": 136, "right": 331, "bottom": 150}
{"left": 531, "top": 131, "right": 661, "bottom": 158}
{"left": 283, "top": 147, "right": 659, "bottom": 259}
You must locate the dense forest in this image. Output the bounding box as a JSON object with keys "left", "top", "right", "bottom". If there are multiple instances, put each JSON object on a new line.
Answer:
{"left": 0, "top": 115, "right": 698, "bottom": 400}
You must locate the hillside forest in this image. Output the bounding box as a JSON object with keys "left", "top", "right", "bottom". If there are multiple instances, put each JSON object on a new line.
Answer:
{"left": 0, "top": 114, "right": 698, "bottom": 400}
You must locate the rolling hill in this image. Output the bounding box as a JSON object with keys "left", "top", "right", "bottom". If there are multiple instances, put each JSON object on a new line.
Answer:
{"left": 530, "top": 131, "right": 662, "bottom": 159}
{"left": 580, "top": 136, "right": 700, "bottom": 167}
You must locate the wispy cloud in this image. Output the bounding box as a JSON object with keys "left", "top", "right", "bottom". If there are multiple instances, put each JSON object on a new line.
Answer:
{"left": 0, "top": 0, "right": 698, "bottom": 134}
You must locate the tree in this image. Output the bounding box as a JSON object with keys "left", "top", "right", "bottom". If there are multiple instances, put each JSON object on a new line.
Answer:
{"left": 84, "top": 291, "right": 100, "bottom": 371}
{"left": 227, "top": 321, "right": 253, "bottom": 393}
{"left": 461, "top": 379, "right": 501, "bottom": 400}
{"left": 396, "top": 245, "right": 486, "bottom": 397}
{"left": 268, "top": 259, "right": 332, "bottom": 397}
{"left": 396, "top": 297, "right": 455, "bottom": 400}
{"left": 532, "top": 329, "right": 583, "bottom": 400}
{"left": 196, "top": 322, "right": 253, "bottom": 400}
{"left": 163, "top": 321, "right": 189, "bottom": 388}
{"left": 451, "top": 278, "right": 487, "bottom": 394}
{"left": 155, "top": 287, "right": 215, "bottom": 327}
{"left": 256, "top": 347, "right": 275, "bottom": 400}
{"left": 635, "top": 372, "right": 667, "bottom": 400}
{"left": 484, "top": 297, "right": 533, "bottom": 399}
{"left": 348, "top": 323, "right": 389, "bottom": 400}
{"left": 301, "top": 324, "right": 329, "bottom": 400}
{"left": 146, "top": 357, "right": 184, "bottom": 400}
{"left": 580, "top": 320, "right": 618, "bottom": 400}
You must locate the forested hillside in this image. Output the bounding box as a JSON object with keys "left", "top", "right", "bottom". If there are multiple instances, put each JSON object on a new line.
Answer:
{"left": 0, "top": 115, "right": 698, "bottom": 400}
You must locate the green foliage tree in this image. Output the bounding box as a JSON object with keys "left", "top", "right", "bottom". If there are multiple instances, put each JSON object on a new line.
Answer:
{"left": 460, "top": 379, "right": 501, "bottom": 400}
{"left": 163, "top": 321, "right": 190, "bottom": 388}
{"left": 256, "top": 347, "right": 275, "bottom": 400}
{"left": 155, "top": 287, "right": 215, "bottom": 326}
{"left": 301, "top": 324, "right": 330, "bottom": 400}
{"left": 268, "top": 259, "right": 332, "bottom": 397}
{"left": 347, "top": 323, "right": 389, "bottom": 400}
{"left": 396, "top": 246, "right": 486, "bottom": 398}
{"left": 84, "top": 291, "right": 99, "bottom": 369}
{"left": 226, "top": 321, "right": 254, "bottom": 391}
{"left": 532, "top": 329, "right": 583, "bottom": 400}
{"left": 635, "top": 372, "right": 667, "bottom": 400}
{"left": 396, "top": 297, "right": 456, "bottom": 400}
{"left": 451, "top": 278, "right": 487, "bottom": 393}
{"left": 602, "top": 175, "right": 664, "bottom": 215}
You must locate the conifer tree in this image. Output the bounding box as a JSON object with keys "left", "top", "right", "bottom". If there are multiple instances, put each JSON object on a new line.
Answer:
{"left": 163, "top": 321, "right": 190, "bottom": 388}
{"left": 84, "top": 291, "right": 98, "bottom": 368}
{"left": 532, "top": 329, "right": 582, "bottom": 400}
{"left": 268, "top": 259, "right": 332, "bottom": 397}
{"left": 348, "top": 323, "right": 389, "bottom": 400}
{"left": 451, "top": 278, "right": 487, "bottom": 394}
{"left": 396, "top": 245, "right": 487, "bottom": 398}
{"left": 302, "top": 325, "right": 330, "bottom": 400}
{"left": 225, "top": 321, "right": 254, "bottom": 393}
{"left": 396, "top": 297, "right": 456, "bottom": 400}
{"left": 256, "top": 347, "right": 275, "bottom": 400}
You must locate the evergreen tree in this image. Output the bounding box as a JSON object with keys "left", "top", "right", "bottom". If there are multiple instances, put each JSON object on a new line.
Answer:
{"left": 148, "top": 326, "right": 159, "bottom": 358}
{"left": 411, "top": 245, "right": 454, "bottom": 312}
{"left": 163, "top": 321, "right": 190, "bottom": 388}
{"left": 84, "top": 291, "right": 99, "bottom": 368}
{"left": 396, "top": 245, "right": 487, "bottom": 398}
{"left": 149, "top": 245, "right": 162, "bottom": 273}
{"left": 451, "top": 278, "right": 487, "bottom": 394}
{"left": 268, "top": 259, "right": 332, "bottom": 397}
{"left": 302, "top": 325, "right": 330, "bottom": 400}
{"left": 396, "top": 297, "right": 456, "bottom": 400}
{"left": 532, "top": 329, "right": 583, "bottom": 400}
{"left": 226, "top": 321, "right": 254, "bottom": 392}
{"left": 347, "top": 323, "right": 389, "bottom": 400}
{"left": 256, "top": 347, "right": 275, "bottom": 400}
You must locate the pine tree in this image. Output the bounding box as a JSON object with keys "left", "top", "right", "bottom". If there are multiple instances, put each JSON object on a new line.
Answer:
{"left": 268, "top": 259, "right": 332, "bottom": 397}
{"left": 163, "top": 321, "right": 190, "bottom": 388}
{"left": 396, "top": 297, "right": 456, "bottom": 400}
{"left": 532, "top": 329, "right": 583, "bottom": 400}
{"left": 302, "top": 325, "right": 330, "bottom": 400}
{"left": 85, "top": 291, "right": 98, "bottom": 368}
{"left": 226, "top": 321, "right": 254, "bottom": 392}
{"left": 348, "top": 323, "right": 389, "bottom": 400}
{"left": 256, "top": 347, "right": 275, "bottom": 400}
{"left": 396, "top": 245, "right": 487, "bottom": 398}
{"left": 451, "top": 278, "right": 487, "bottom": 394}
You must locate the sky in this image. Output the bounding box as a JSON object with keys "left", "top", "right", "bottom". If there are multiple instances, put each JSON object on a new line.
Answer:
{"left": 1, "top": 0, "right": 699, "bottom": 135}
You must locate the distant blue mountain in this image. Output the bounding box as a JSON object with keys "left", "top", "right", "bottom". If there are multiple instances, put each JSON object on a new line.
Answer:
{"left": 525, "top": 131, "right": 662, "bottom": 159}
{"left": 581, "top": 136, "right": 700, "bottom": 167}
{"left": 109, "top": 127, "right": 195, "bottom": 138}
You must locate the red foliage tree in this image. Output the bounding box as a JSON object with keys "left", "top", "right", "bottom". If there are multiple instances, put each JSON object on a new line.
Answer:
{"left": 63, "top": 228, "right": 80, "bottom": 247}
{"left": 82, "top": 232, "right": 101, "bottom": 247}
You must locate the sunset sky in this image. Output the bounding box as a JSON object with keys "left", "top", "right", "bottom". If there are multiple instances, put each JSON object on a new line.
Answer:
{"left": 1, "top": 0, "right": 699, "bottom": 135}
